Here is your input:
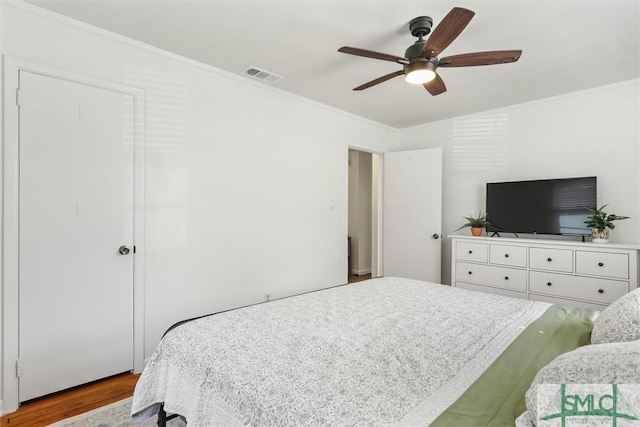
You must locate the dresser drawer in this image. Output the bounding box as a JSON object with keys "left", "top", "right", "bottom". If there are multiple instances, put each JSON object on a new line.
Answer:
{"left": 456, "top": 282, "right": 527, "bottom": 300}
{"left": 456, "top": 241, "right": 488, "bottom": 263}
{"left": 575, "top": 251, "right": 629, "bottom": 279}
{"left": 456, "top": 262, "right": 526, "bottom": 291}
{"left": 529, "top": 247, "right": 573, "bottom": 272}
{"left": 529, "top": 270, "right": 629, "bottom": 305}
{"left": 489, "top": 244, "right": 527, "bottom": 267}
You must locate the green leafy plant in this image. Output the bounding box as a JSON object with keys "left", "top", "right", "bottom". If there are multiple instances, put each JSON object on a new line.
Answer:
{"left": 584, "top": 204, "right": 630, "bottom": 232}
{"left": 454, "top": 211, "right": 491, "bottom": 231}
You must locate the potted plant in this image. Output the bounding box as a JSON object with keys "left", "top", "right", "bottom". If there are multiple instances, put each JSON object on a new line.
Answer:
{"left": 454, "top": 211, "right": 491, "bottom": 236}
{"left": 584, "top": 204, "right": 630, "bottom": 243}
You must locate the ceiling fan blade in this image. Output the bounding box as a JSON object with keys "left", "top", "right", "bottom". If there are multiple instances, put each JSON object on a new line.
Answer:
{"left": 439, "top": 50, "right": 522, "bottom": 67}
{"left": 424, "top": 73, "right": 447, "bottom": 96}
{"left": 422, "top": 7, "right": 475, "bottom": 57}
{"left": 354, "top": 70, "right": 404, "bottom": 91}
{"left": 338, "top": 47, "right": 408, "bottom": 64}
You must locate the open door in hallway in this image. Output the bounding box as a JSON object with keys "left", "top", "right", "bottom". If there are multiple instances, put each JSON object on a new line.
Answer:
{"left": 383, "top": 148, "right": 442, "bottom": 282}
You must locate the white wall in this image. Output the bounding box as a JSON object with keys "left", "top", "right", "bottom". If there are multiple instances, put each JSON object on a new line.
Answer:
{"left": 0, "top": 2, "right": 399, "bottom": 410}
{"left": 398, "top": 80, "right": 640, "bottom": 285}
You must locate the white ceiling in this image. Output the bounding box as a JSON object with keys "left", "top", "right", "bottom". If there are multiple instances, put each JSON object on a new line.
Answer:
{"left": 25, "top": 0, "right": 640, "bottom": 128}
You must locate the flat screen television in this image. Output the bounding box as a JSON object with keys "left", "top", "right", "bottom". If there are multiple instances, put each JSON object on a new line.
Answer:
{"left": 485, "top": 177, "right": 597, "bottom": 236}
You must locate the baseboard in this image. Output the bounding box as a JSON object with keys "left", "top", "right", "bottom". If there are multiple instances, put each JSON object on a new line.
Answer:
{"left": 0, "top": 398, "right": 4, "bottom": 416}
{"left": 352, "top": 268, "right": 371, "bottom": 275}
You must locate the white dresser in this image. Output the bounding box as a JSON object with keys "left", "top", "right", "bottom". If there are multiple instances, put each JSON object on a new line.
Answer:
{"left": 450, "top": 236, "right": 639, "bottom": 310}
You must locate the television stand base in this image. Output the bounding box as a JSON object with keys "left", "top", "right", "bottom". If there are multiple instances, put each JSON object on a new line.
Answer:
{"left": 490, "top": 232, "right": 519, "bottom": 238}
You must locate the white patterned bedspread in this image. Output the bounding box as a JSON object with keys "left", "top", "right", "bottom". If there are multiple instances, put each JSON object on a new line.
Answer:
{"left": 131, "top": 277, "right": 550, "bottom": 426}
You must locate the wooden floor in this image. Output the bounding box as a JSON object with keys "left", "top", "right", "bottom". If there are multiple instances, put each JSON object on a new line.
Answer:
{"left": 348, "top": 273, "right": 372, "bottom": 283}
{"left": 0, "top": 372, "right": 139, "bottom": 427}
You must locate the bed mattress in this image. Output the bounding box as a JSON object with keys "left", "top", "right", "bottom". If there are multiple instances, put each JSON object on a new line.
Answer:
{"left": 132, "top": 277, "right": 552, "bottom": 426}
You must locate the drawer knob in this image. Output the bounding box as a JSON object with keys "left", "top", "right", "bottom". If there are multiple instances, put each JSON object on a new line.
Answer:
{"left": 598, "top": 289, "right": 604, "bottom": 294}
{"left": 598, "top": 262, "right": 604, "bottom": 267}
{"left": 504, "top": 276, "right": 509, "bottom": 280}
{"left": 468, "top": 250, "right": 473, "bottom": 254}
{"left": 547, "top": 257, "right": 552, "bottom": 262}
{"left": 468, "top": 271, "right": 472, "bottom": 275}
{"left": 547, "top": 282, "right": 552, "bottom": 286}
{"left": 504, "top": 253, "right": 510, "bottom": 258}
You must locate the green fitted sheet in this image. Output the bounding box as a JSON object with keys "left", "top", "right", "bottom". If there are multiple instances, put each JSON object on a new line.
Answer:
{"left": 429, "top": 304, "right": 593, "bottom": 427}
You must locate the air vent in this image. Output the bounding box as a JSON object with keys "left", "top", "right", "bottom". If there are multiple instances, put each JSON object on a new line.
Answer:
{"left": 242, "top": 66, "right": 283, "bottom": 84}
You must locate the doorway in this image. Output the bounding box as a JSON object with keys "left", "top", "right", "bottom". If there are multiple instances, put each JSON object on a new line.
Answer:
{"left": 348, "top": 149, "right": 382, "bottom": 282}
{"left": 347, "top": 147, "right": 443, "bottom": 284}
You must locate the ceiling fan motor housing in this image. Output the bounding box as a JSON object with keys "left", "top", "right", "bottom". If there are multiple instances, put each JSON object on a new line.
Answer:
{"left": 409, "top": 16, "right": 433, "bottom": 38}
{"left": 405, "top": 41, "right": 427, "bottom": 60}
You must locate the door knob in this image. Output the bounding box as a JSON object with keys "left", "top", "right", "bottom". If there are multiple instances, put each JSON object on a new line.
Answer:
{"left": 118, "top": 245, "right": 131, "bottom": 255}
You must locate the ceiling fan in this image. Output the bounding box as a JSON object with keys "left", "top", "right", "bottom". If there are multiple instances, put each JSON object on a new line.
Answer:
{"left": 338, "top": 7, "right": 522, "bottom": 96}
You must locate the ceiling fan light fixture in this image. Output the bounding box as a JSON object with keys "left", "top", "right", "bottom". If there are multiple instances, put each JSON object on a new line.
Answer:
{"left": 338, "top": 7, "right": 520, "bottom": 96}
{"left": 404, "top": 61, "right": 436, "bottom": 84}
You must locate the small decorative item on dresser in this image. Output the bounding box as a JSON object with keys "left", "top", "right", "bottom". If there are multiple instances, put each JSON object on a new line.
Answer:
{"left": 584, "top": 204, "right": 630, "bottom": 243}
{"left": 454, "top": 211, "right": 491, "bottom": 236}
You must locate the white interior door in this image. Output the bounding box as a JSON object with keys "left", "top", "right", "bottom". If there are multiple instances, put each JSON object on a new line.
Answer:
{"left": 383, "top": 148, "right": 442, "bottom": 282}
{"left": 18, "top": 71, "right": 134, "bottom": 401}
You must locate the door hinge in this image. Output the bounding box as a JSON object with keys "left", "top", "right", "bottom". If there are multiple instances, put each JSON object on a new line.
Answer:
{"left": 16, "top": 359, "right": 22, "bottom": 378}
{"left": 16, "top": 88, "right": 22, "bottom": 107}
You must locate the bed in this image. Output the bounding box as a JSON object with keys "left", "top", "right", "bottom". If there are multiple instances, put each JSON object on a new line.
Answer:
{"left": 130, "top": 276, "right": 638, "bottom": 426}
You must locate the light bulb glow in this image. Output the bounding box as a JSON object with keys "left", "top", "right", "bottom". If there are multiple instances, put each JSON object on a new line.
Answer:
{"left": 404, "top": 60, "right": 437, "bottom": 84}
{"left": 405, "top": 69, "right": 436, "bottom": 84}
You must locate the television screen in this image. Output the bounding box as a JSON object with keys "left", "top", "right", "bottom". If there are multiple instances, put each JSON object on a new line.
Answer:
{"left": 486, "top": 177, "right": 597, "bottom": 236}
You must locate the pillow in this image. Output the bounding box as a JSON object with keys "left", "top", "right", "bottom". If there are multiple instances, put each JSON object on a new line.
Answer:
{"left": 591, "top": 287, "right": 640, "bottom": 344}
{"left": 515, "top": 340, "right": 640, "bottom": 427}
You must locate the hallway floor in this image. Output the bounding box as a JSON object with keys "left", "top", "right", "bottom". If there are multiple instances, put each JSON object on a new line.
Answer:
{"left": 348, "top": 273, "right": 372, "bottom": 283}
